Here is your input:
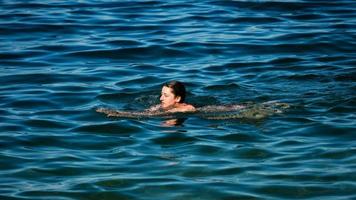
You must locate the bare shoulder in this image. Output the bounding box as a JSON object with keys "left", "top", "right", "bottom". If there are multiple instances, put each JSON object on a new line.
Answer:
{"left": 173, "top": 103, "right": 196, "bottom": 112}
{"left": 184, "top": 104, "right": 196, "bottom": 112}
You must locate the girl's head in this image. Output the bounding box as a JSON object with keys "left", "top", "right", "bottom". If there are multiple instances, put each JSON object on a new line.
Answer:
{"left": 160, "top": 81, "right": 186, "bottom": 109}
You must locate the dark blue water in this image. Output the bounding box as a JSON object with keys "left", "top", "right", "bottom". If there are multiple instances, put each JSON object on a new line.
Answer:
{"left": 1, "top": 0, "right": 355, "bottom": 199}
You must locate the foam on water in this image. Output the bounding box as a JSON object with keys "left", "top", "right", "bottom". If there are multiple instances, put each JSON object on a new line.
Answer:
{"left": 1, "top": 0, "right": 355, "bottom": 199}
{"left": 97, "top": 101, "right": 290, "bottom": 120}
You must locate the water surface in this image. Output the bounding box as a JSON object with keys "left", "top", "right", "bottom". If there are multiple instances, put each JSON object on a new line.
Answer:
{"left": 0, "top": 0, "right": 355, "bottom": 199}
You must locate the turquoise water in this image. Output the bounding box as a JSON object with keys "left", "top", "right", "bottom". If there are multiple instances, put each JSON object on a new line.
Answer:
{"left": 1, "top": 0, "right": 355, "bottom": 199}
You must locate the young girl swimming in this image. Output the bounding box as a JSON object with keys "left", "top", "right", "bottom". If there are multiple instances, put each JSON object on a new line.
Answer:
{"left": 96, "top": 80, "right": 289, "bottom": 121}
{"left": 96, "top": 81, "right": 196, "bottom": 119}
{"left": 148, "top": 80, "right": 196, "bottom": 113}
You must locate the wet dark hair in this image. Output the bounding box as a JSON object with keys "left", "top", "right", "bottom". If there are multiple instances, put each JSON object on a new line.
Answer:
{"left": 164, "top": 81, "right": 186, "bottom": 103}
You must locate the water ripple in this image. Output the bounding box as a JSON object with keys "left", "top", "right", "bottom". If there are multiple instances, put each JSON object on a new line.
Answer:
{"left": 1, "top": 0, "right": 355, "bottom": 199}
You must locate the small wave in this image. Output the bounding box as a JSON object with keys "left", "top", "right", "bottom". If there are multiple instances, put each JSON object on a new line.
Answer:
{"left": 103, "top": 39, "right": 143, "bottom": 47}
{"left": 7, "top": 99, "right": 58, "bottom": 110}
{"left": 72, "top": 122, "right": 143, "bottom": 135}
{"left": 0, "top": 73, "right": 105, "bottom": 85}
{"left": 203, "top": 83, "right": 241, "bottom": 91}
{"left": 67, "top": 46, "right": 193, "bottom": 60}
{"left": 226, "top": 16, "right": 282, "bottom": 24}
{"left": 151, "top": 133, "right": 198, "bottom": 146}
{"left": 24, "top": 119, "right": 71, "bottom": 129}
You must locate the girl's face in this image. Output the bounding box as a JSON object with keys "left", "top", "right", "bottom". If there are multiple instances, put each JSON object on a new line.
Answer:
{"left": 160, "top": 86, "right": 181, "bottom": 109}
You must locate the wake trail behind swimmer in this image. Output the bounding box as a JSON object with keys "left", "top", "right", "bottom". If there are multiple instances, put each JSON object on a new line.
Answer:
{"left": 96, "top": 101, "right": 290, "bottom": 120}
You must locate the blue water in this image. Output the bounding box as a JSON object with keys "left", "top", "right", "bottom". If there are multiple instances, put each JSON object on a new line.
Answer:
{"left": 1, "top": 0, "right": 355, "bottom": 199}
